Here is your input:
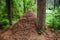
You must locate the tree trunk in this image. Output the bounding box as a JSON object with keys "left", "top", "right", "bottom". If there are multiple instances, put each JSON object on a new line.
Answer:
{"left": 24, "top": 0, "right": 26, "bottom": 13}
{"left": 54, "top": 0, "right": 56, "bottom": 10}
{"left": 6, "top": 0, "right": 12, "bottom": 25}
{"left": 59, "top": 0, "right": 60, "bottom": 6}
{"left": 37, "top": 0, "right": 46, "bottom": 34}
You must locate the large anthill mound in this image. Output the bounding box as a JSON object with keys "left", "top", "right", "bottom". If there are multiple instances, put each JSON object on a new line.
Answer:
{"left": 0, "top": 10, "right": 38, "bottom": 40}
{"left": 0, "top": 10, "right": 60, "bottom": 40}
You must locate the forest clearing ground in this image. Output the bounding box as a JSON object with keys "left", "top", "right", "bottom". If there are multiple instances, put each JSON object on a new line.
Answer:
{"left": 0, "top": 10, "right": 60, "bottom": 40}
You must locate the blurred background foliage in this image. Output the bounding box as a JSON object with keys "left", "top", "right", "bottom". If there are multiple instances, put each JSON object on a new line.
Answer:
{"left": 46, "top": 0, "right": 60, "bottom": 32}
{"left": 46, "top": 6, "right": 60, "bottom": 32}
{"left": 0, "top": 0, "right": 37, "bottom": 30}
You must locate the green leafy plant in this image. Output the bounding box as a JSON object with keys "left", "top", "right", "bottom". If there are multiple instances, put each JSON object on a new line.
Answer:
{"left": 46, "top": 6, "right": 60, "bottom": 32}
{"left": 0, "top": 0, "right": 37, "bottom": 30}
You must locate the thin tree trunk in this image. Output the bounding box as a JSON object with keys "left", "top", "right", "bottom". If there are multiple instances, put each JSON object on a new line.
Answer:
{"left": 24, "top": 0, "right": 26, "bottom": 13}
{"left": 37, "top": 0, "right": 46, "bottom": 34}
{"left": 54, "top": 0, "right": 56, "bottom": 10}
{"left": 59, "top": 0, "right": 60, "bottom": 5}
{"left": 6, "top": 0, "right": 12, "bottom": 25}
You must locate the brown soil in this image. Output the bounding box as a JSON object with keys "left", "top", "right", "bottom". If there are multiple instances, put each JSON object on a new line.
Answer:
{"left": 0, "top": 10, "right": 60, "bottom": 40}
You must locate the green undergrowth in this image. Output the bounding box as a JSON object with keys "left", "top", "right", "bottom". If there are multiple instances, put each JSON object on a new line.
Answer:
{"left": 46, "top": 6, "right": 60, "bottom": 32}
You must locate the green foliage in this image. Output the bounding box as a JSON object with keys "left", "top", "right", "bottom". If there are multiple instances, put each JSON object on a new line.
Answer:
{"left": 0, "top": 0, "right": 9, "bottom": 29}
{"left": 46, "top": 6, "right": 60, "bottom": 32}
{"left": 25, "top": 0, "right": 37, "bottom": 12}
{"left": 0, "top": 0, "right": 37, "bottom": 30}
{"left": 0, "top": 19, "right": 9, "bottom": 30}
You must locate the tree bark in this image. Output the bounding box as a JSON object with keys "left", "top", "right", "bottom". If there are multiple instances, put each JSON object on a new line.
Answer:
{"left": 6, "top": 0, "right": 12, "bottom": 25}
{"left": 37, "top": 0, "right": 46, "bottom": 34}
{"left": 54, "top": 0, "right": 56, "bottom": 10}
{"left": 24, "top": 0, "right": 26, "bottom": 13}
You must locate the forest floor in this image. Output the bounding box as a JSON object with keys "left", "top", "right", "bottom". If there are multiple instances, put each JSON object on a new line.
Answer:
{"left": 0, "top": 10, "right": 60, "bottom": 40}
